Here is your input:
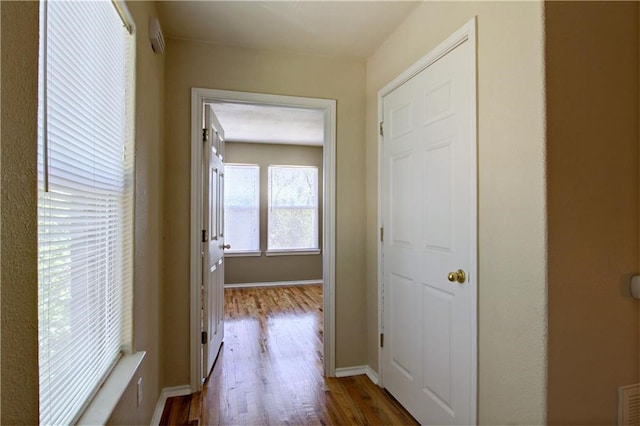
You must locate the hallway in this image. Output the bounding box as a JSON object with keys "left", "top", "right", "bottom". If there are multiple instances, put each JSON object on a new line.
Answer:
{"left": 161, "top": 285, "right": 417, "bottom": 425}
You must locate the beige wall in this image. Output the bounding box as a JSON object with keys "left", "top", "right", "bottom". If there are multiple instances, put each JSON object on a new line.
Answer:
{"left": 0, "top": 1, "right": 40, "bottom": 423}
{"left": 108, "top": 1, "right": 166, "bottom": 424}
{"left": 225, "top": 142, "right": 323, "bottom": 284}
{"left": 164, "top": 39, "right": 367, "bottom": 386}
{"left": 366, "top": 2, "right": 547, "bottom": 424}
{"left": 546, "top": 2, "right": 639, "bottom": 424}
{"left": 1, "top": 0, "right": 3, "bottom": 415}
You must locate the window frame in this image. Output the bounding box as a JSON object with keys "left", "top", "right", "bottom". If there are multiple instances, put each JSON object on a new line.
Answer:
{"left": 36, "top": 1, "right": 140, "bottom": 424}
{"left": 266, "top": 165, "right": 320, "bottom": 255}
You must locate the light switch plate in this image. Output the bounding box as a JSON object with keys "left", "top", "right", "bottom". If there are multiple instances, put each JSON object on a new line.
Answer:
{"left": 631, "top": 275, "right": 640, "bottom": 299}
{"left": 137, "top": 377, "right": 143, "bottom": 407}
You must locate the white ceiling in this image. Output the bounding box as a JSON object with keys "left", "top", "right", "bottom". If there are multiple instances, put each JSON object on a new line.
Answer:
{"left": 209, "top": 102, "right": 325, "bottom": 146}
{"left": 159, "top": 1, "right": 421, "bottom": 145}
{"left": 157, "top": 1, "right": 421, "bottom": 60}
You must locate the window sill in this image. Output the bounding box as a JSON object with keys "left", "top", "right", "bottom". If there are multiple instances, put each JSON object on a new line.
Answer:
{"left": 225, "top": 250, "right": 262, "bottom": 258}
{"left": 265, "top": 249, "right": 321, "bottom": 257}
{"left": 77, "top": 351, "right": 146, "bottom": 425}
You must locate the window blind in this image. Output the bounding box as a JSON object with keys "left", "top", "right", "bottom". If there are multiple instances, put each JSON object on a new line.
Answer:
{"left": 224, "top": 164, "right": 260, "bottom": 252}
{"left": 268, "top": 166, "right": 319, "bottom": 250}
{"left": 37, "top": 1, "right": 134, "bottom": 425}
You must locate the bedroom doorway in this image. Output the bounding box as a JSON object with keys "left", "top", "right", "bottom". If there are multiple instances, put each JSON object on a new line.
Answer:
{"left": 189, "top": 88, "right": 336, "bottom": 392}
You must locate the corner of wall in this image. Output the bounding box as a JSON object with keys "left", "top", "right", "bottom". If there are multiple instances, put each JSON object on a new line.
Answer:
{"left": 0, "top": 1, "right": 40, "bottom": 423}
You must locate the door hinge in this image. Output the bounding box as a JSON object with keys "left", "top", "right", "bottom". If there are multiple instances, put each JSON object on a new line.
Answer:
{"left": 202, "top": 229, "right": 208, "bottom": 242}
{"left": 379, "top": 121, "right": 384, "bottom": 136}
{"left": 380, "top": 227, "right": 384, "bottom": 243}
{"left": 201, "top": 331, "right": 208, "bottom": 344}
{"left": 202, "top": 128, "right": 209, "bottom": 142}
{"left": 380, "top": 333, "right": 384, "bottom": 348}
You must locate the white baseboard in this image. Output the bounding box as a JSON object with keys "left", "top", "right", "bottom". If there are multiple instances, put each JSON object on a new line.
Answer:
{"left": 365, "top": 366, "right": 379, "bottom": 385}
{"left": 335, "top": 365, "right": 379, "bottom": 385}
{"left": 150, "top": 385, "right": 191, "bottom": 425}
{"left": 224, "top": 279, "right": 323, "bottom": 289}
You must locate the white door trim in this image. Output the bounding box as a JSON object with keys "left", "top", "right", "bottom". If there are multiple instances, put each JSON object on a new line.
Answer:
{"left": 376, "top": 17, "right": 477, "bottom": 421}
{"left": 190, "top": 88, "right": 337, "bottom": 392}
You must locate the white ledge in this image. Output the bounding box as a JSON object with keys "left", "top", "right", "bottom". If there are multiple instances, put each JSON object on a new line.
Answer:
{"left": 225, "top": 250, "right": 262, "bottom": 258}
{"left": 265, "top": 249, "right": 321, "bottom": 257}
{"left": 77, "top": 351, "right": 146, "bottom": 426}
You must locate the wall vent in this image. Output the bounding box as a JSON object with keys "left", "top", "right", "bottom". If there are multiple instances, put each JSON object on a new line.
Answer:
{"left": 618, "top": 383, "right": 640, "bottom": 425}
{"left": 148, "top": 17, "right": 165, "bottom": 54}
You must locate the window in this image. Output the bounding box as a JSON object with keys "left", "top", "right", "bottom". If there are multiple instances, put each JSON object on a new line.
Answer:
{"left": 37, "top": 1, "right": 134, "bottom": 424}
{"left": 268, "top": 166, "right": 319, "bottom": 252}
{"left": 224, "top": 164, "right": 260, "bottom": 253}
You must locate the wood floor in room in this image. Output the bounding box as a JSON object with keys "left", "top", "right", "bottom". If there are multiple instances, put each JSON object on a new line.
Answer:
{"left": 160, "top": 285, "right": 417, "bottom": 425}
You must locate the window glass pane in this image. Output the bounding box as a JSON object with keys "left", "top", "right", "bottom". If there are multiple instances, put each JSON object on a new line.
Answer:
{"left": 224, "top": 164, "right": 260, "bottom": 251}
{"left": 268, "top": 166, "right": 318, "bottom": 250}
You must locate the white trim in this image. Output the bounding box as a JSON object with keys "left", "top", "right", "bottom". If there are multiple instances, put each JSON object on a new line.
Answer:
{"left": 191, "top": 88, "right": 337, "bottom": 392}
{"left": 149, "top": 385, "right": 191, "bottom": 426}
{"left": 376, "top": 17, "right": 478, "bottom": 423}
{"left": 335, "top": 365, "right": 368, "bottom": 378}
{"left": 224, "top": 279, "right": 323, "bottom": 289}
{"left": 265, "top": 249, "right": 321, "bottom": 257}
{"left": 189, "top": 90, "right": 203, "bottom": 393}
{"left": 334, "top": 365, "right": 379, "bottom": 385}
{"left": 365, "top": 366, "right": 379, "bottom": 385}
{"left": 224, "top": 250, "right": 262, "bottom": 258}
{"left": 77, "top": 351, "right": 146, "bottom": 426}
{"left": 111, "top": 0, "right": 135, "bottom": 35}
{"left": 378, "top": 21, "right": 474, "bottom": 99}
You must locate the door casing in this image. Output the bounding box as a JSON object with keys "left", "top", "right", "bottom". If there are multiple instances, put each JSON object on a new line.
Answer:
{"left": 376, "top": 17, "right": 478, "bottom": 421}
{"left": 190, "top": 88, "right": 337, "bottom": 392}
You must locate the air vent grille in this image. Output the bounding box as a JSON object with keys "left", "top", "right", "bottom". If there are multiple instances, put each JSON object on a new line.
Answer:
{"left": 149, "top": 16, "right": 165, "bottom": 54}
{"left": 618, "top": 383, "right": 640, "bottom": 425}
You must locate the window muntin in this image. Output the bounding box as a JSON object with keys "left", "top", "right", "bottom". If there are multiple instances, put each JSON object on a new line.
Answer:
{"left": 268, "top": 166, "right": 319, "bottom": 251}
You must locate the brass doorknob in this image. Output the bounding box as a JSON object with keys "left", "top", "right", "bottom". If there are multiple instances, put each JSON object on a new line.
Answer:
{"left": 447, "top": 269, "right": 466, "bottom": 284}
{"left": 222, "top": 244, "right": 231, "bottom": 249}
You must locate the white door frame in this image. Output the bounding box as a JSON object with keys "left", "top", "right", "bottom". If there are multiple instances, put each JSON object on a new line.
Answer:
{"left": 190, "top": 88, "right": 337, "bottom": 392}
{"left": 376, "top": 17, "right": 477, "bottom": 420}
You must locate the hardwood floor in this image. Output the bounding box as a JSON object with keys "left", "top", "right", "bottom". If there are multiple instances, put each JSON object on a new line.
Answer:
{"left": 161, "top": 285, "right": 417, "bottom": 425}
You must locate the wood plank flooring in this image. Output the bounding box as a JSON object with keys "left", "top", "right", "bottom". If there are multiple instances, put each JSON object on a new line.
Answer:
{"left": 161, "top": 285, "right": 417, "bottom": 425}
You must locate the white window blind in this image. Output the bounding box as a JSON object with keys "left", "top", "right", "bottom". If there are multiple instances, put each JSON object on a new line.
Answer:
{"left": 37, "top": 1, "right": 134, "bottom": 425}
{"left": 268, "top": 166, "right": 319, "bottom": 251}
{"left": 224, "top": 164, "right": 260, "bottom": 252}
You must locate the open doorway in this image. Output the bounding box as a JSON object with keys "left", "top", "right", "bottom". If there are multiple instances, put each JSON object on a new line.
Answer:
{"left": 189, "top": 89, "right": 336, "bottom": 392}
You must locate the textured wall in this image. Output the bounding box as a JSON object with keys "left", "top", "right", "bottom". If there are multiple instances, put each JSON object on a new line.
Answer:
{"left": 546, "top": 2, "right": 640, "bottom": 423}
{"left": 163, "top": 39, "right": 367, "bottom": 386}
{"left": 1, "top": 0, "right": 3, "bottom": 413}
{"left": 0, "top": 1, "right": 166, "bottom": 423}
{"left": 0, "top": 1, "right": 40, "bottom": 423}
{"left": 365, "top": 2, "right": 547, "bottom": 424}
{"left": 224, "top": 142, "right": 323, "bottom": 285}
{"left": 108, "top": 1, "right": 166, "bottom": 424}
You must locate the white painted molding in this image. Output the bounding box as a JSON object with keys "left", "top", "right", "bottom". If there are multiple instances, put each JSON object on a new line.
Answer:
{"left": 365, "top": 366, "right": 379, "bottom": 385}
{"left": 224, "top": 250, "right": 262, "bottom": 258}
{"left": 224, "top": 279, "right": 323, "bottom": 289}
{"left": 150, "top": 385, "right": 191, "bottom": 426}
{"left": 334, "top": 365, "right": 379, "bottom": 385}
{"left": 77, "top": 351, "right": 146, "bottom": 426}
{"left": 265, "top": 249, "right": 321, "bottom": 257}
{"left": 191, "top": 88, "right": 337, "bottom": 389}
{"left": 335, "top": 365, "right": 369, "bottom": 378}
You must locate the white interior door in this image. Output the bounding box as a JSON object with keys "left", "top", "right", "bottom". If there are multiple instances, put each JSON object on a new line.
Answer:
{"left": 202, "top": 104, "right": 226, "bottom": 380}
{"left": 381, "top": 36, "right": 476, "bottom": 425}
